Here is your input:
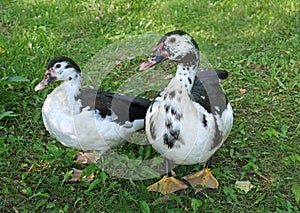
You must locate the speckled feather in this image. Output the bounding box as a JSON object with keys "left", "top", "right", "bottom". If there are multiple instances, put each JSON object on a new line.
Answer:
{"left": 141, "top": 31, "right": 233, "bottom": 165}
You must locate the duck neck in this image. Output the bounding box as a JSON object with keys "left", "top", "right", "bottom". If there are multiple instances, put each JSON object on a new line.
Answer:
{"left": 60, "top": 76, "right": 82, "bottom": 104}
{"left": 175, "top": 62, "right": 198, "bottom": 93}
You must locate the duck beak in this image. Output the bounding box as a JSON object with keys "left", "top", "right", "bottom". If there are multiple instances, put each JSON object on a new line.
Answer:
{"left": 137, "top": 42, "right": 168, "bottom": 71}
{"left": 34, "top": 69, "right": 56, "bottom": 91}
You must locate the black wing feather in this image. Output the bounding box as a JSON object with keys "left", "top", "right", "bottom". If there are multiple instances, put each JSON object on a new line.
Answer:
{"left": 76, "top": 89, "right": 151, "bottom": 124}
{"left": 191, "top": 69, "right": 229, "bottom": 114}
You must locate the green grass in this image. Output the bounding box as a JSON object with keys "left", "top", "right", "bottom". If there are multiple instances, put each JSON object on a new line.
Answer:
{"left": 1, "top": 0, "right": 299, "bottom": 212}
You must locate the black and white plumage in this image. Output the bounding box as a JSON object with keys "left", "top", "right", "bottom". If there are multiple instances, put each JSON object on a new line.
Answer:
{"left": 138, "top": 30, "right": 233, "bottom": 194}
{"left": 35, "top": 56, "right": 151, "bottom": 153}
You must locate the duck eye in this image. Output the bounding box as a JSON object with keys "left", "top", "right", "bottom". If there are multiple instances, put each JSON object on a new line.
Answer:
{"left": 55, "top": 64, "right": 61, "bottom": 69}
{"left": 169, "top": 37, "right": 176, "bottom": 43}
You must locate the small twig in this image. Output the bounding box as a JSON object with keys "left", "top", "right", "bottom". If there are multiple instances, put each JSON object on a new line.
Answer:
{"left": 12, "top": 205, "right": 19, "bottom": 213}
{"left": 5, "top": 194, "right": 29, "bottom": 200}
{"left": 0, "top": 131, "right": 15, "bottom": 137}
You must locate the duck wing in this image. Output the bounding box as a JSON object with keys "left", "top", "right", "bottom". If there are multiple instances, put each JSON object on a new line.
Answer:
{"left": 191, "top": 69, "right": 229, "bottom": 114}
{"left": 77, "top": 89, "right": 151, "bottom": 124}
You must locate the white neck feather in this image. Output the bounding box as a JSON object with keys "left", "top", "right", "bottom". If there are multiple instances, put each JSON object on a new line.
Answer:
{"left": 57, "top": 76, "right": 82, "bottom": 107}
{"left": 175, "top": 62, "right": 198, "bottom": 93}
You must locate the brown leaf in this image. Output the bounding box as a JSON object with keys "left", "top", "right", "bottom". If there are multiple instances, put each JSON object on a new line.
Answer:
{"left": 74, "top": 151, "right": 99, "bottom": 164}
{"left": 70, "top": 168, "right": 95, "bottom": 182}
{"left": 239, "top": 88, "right": 247, "bottom": 95}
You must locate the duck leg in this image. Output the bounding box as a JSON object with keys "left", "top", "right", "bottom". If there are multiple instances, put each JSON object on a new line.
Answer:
{"left": 147, "top": 159, "right": 187, "bottom": 194}
{"left": 183, "top": 157, "right": 219, "bottom": 193}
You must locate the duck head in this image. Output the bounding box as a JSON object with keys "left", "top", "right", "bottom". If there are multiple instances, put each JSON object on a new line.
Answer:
{"left": 138, "top": 30, "right": 199, "bottom": 71}
{"left": 35, "top": 56, "right": 81, "bottom": 91}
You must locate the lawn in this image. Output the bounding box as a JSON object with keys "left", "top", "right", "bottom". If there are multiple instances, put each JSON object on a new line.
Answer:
{"left": 1, "top": 0, "right": 299, "bottom": 212}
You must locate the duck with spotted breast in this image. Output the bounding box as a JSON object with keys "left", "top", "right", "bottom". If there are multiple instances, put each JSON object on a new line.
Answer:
{"left": 138, "top": 30, "right": 233, "bottom": 194}
{"left": 35, "top": 56, "right": 151, "bottom": 160}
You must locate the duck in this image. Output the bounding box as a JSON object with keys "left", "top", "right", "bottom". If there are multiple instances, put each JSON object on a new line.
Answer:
{"left": 137, "top": 30, "right": 233, "bottom": 194}
{"left": 35, "top": 56, "right": 151, "bottom": 158}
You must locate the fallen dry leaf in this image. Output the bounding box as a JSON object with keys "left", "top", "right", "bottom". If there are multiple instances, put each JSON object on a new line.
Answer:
{"left": 70, "top": 168, "right": 95, "bottom": 182}
{"left": 74, "top": 151, "right": 99, "bottom": 164}
{"left": 239, "top": 88, "right": 247, "bottom": 95}
{"left": 235, "top": 180, "right": 254, "bottom": 193}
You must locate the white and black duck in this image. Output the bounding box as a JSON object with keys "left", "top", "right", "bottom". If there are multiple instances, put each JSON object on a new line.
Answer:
{"left": 138, "top": 30, "right": 233, "bottom": 194}
{"left": 35, "top": 56, "right": 151, "bottom": 156}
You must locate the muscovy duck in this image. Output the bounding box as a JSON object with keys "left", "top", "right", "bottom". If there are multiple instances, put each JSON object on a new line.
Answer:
{"left": 35, "top": 56, "right": 151, "bottom": 157}
{"left": 138, "top": 30, "right": 233, "bottom": 194}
